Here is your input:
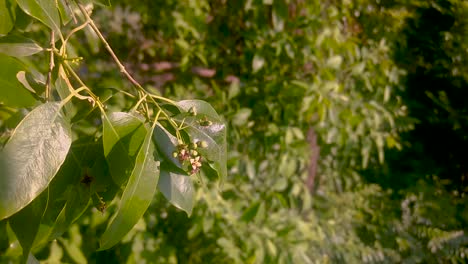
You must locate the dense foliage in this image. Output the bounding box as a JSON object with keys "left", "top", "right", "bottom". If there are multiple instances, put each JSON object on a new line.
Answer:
{"left": 1, "top": 0, "right": 467, "bottom": 263}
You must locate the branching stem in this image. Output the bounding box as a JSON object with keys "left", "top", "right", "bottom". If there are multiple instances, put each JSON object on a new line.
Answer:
{"left": 45, "top": 31, "right": 55, "bottom": 101}
{"left": 76, "top": 4, "right": 181, "bottom": 124}
{"left": 77, "top": 4, "right": 144, "bottom": 94}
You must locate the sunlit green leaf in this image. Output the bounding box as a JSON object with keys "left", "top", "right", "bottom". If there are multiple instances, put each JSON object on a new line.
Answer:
{"left": 0, "top": 35, "right": 43, "bottom": 57}
{"left": 0, "top": 102, "right": 72, "bottom": 219}
{"left": 232, "top": 108, "right": 251, "bottom": 126}
{"left": 175, "top": 100, "right": 227, "bottom": 182}
{"left": 177, "top": 99, "right": 222, "bottom": 120}
{"left": 252, "top": 54, "right": 265, "bottom": 73}
{"left": 158, "top": 165, "right": 194, "bottom": 216}
{"left": 16, "top": 71, "right": 45, "bottom": 95}
{"left": 0, "top": 0, "right": 15, "bottom": 36}
{"left": 57, "top": 0, "right": 73, "bottom": 25}
{"left": 0, "top": 54, "right": 36, "bottom": 107}
{"left": 176, "top": 116, "right": 226, "bottom": 182}
{"left": 16, "top": 0, "right": 61, "bottom": 34}
{"left": 99, "top": 124, "right": 160, "bottom": 250}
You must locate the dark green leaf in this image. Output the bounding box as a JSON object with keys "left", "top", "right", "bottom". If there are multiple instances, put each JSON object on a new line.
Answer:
{"left": 0, "top": 102, "right": 72, "bottom": 219}
{"left": 0, "top": 0, "right": 15, "bottom": 36}
{"left": 102, "top": 112, "right": 146, "bottom": 185}
{"left": 0, "top": 35, "right": 43, "bottom": 57}
{"left": 0, "top": 54, "right": 36, "bottom": 107}
{"left": 43, "top": 137, "right": 103, "bottom": 242}
{"left": 158, "top": 165, "right": 194, "bottom": 216}
{"left": 16, "top": 0, "right": 61, "bottom": 34}
{"left": 14, "top": 5, "right": 33, "bottom": 30}
{"left": 9, "top": 190, "right": 47, "bottom": 262}
{"left": 240, "top": 202, "right": 260, "bottom": 222}
{"left": 99, "top": 124, "right": 160, "bottom": 250}
{"left": 153, "top": 124, "right": 188, "bottom": 175}
{"left": 49, "top": 186, "right": 90, "bottom": 241}
{"left": 0, "top": 220, "right": 9, "bottom": 253}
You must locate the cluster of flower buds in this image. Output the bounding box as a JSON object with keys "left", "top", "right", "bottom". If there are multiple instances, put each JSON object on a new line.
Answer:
{"left": 173, "top": 140, "right": 208, "bottom": 175}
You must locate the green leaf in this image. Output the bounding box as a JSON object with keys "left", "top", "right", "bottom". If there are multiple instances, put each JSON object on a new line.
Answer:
{"left": 14, "top": 5, "right": 33, "bottom": 30}
{"left": 0, "top": 102, "right": 72, "bottom": 219}
{"left": 99, "top": 124, "right": 160, "bottom": 250}
{"left": 9, "top": 190, "right": 47, "bottom": 262}
{"left": 26, "top": 253, "right": 39, "bottom": 264}
{"left": 152, "top": 124, "right": 188, "bottom": 175}
{"left": 16, "top": 0, "right": 61, "bottom": 34}
{"left": 59, "top": 236, "right": 87, "bottom": 264}
{"left": 102, "top": 112, "right": 146, "bottom": 186}
{"left": 0, "top": 35, "right": 43, "bottom": 57}
{"left": 177, "top": 99, "right": 222, "bottom": 120}
{"left": 0, "top": 54, "right": 36, "bottom": 107}
{"left": 41, "top": 137, "right": 104, "bottom": 243}
{"left": 17, "top": 71, "right": 45, "bottom": 95}
{"left": 158, "top": 165, "right": 194, "bottom": 216}
{"left": 175, "top": 100, "right": 227, "bottom": 182}
{"left": 252, "top": 54, "right": 265, "bottom": 73}
{"left": 0, "top": 220, "right": 8, "bottom": 252}
{"left": 240, "top": 201, "right": 261, "bottom": 222}
{"left": 232, "top": 108, "right": 252, "bottom": 126}
{"left": 48, "top": 186, "right": 90, "bottom": 241}
{"left": 57, "top": 0, "right": 73, "bottom": 25}
{"left": 0, "top": 0, "right": 15, "bottom": 36}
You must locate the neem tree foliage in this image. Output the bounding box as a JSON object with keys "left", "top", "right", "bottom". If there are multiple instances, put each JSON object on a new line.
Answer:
{"left": 0, "top": 0, "right": 226, "bottom": 262}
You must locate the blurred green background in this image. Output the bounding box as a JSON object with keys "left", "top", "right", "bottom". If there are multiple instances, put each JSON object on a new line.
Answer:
{"left": 1, "top": 0, "right": 468, "bottom": 263}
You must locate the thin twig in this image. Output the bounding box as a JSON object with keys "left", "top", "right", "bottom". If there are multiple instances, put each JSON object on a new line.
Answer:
{"left": 62, "top": 61, "right": 103, "bottom": 110}
{"left": 77, "top": 4, "right": 144, "bottom": 92}
{"left": 64, "top": 21, "right": 90, "bottom": 48}
{"left": 45, "top": 31, "right": 55, "bottom": 101}
{"left": 147, "top": 94, "right": 177, "bottom": 105}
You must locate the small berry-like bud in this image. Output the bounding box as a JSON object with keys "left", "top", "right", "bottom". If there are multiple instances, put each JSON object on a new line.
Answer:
{"left": 198, "top": 116, "right": 213, "bottom": 126}
{"left": 197, "top": 141, "right": 208, "bottom": 148}
{"left": 191, "top": 150, "right": 198, "bottom": 156}
{"left": 189, "top": 142, "right": 197, "bottom": 149}
{"left": 172, "top": 151, "right": 178, "bottom": 158}
{"left": 188, "top": 107, "right": 197, "bottom": 116}
{"left": 199, "top": 120, "right": 213, "bottom": 126}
